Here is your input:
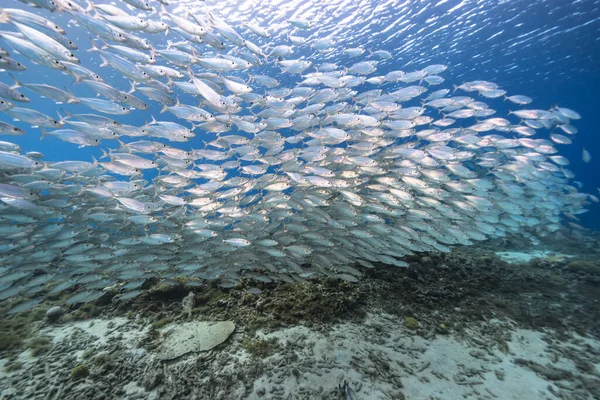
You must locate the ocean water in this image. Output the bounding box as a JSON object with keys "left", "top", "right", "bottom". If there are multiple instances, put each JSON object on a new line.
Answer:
{"left": 2, "top": 0, "right": 599, "bottom": 228}
{"left": 0, "top": 0, "right": 598, "bottom": 292}
{"left": 0, "top": 0, "right": 598, "bottom": 285}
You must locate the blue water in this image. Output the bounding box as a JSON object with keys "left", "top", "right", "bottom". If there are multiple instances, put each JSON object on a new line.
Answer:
{"left": 1, "top": 0, "right": 599, "bottom": 228}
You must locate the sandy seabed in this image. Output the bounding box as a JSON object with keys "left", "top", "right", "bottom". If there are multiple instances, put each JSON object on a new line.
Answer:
{"left": 1, "top": 312, "right": 599, "bottom": 399}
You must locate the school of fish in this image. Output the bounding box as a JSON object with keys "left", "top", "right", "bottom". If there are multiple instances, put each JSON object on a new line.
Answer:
{"left": 0, "top": 0, "right": 596, "bottom": 309}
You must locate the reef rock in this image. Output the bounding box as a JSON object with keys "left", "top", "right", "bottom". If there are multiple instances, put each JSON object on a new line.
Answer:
{"left": 45, "top": 306, "right": 64, "bottom": 322}
{"left": 156, "top": 321, "right": 235, "bottom": 361}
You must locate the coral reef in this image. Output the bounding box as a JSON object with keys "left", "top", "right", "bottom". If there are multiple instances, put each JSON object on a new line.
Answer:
{"left": 403, "top": 317, "right": 419, "bottom": 330}
{"left": 241, "top": 337, "right": 281, "bottom": 358}
{"left": 70, "top": 364, "right": 89, "bottom": 380}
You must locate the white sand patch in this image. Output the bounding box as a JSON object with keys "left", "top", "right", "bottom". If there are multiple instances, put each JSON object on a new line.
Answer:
{"left": 41, "top": 317, "right": 136, "bottom": 344}
{"left": 38, "top": 317, "right": 148, "bottom": 360}
{"left": 244, "top": 313, "right": 598, "bottom": 399}
{"left": 495, "top": 250, "right": 573, "bottom": 264}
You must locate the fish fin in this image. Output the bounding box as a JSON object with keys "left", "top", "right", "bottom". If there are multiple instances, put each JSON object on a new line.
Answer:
{"left": 159, "top": 3, "right": 168, "bottom": 15}
{"left": 98, "top": 54, "right": 109, "bottom": 68}
{"left": 88, "top": 38, "right": 100, "bottom": 53}
{"left": 60, "top": 108, "right": 73, "bottom": 120}
{"left": 39, "top": 128, "right": 47, "bottom": 140}
{"left": 84, "top": 0, "right": 95, "bottom": 13}
{"left": 99, "top": 38, "right": 109, "bottom": 50}
{"left": 128, "top": 80, "right": 137, "bottom": 94}
{"left": 115, "top": 138, "right": 126, "bottom": 150}
{"left": 62, "top": 87, "right": 78, "bottom": 104}
{"left": 56, "top": 110, "right": 65, "bottom": 124}
{"left": 8, "top": 73, "right": 22, "bottom": 88}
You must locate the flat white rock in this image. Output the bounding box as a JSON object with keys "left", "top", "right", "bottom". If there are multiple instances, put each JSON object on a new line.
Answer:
{"left": 157, "top": 321, "right": 235, "bottom": 360}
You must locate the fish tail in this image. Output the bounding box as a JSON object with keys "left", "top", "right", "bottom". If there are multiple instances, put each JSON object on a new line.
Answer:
{"left": 99, "top": 54, "right": 109, "bottom": 68}
{"left": 115, "top": 138, "right": 126, "bottom": 150}
{"left": 159, "top": 3, "right": 168, "bottom": 15}
{"left": 87, "top": 38, "right": 100, "bottom": 53}
{"left": 64, "top": 87, "right": 78, "bottom": 104}
{"left": 84, "top": 1, "right": 94, "bottom": 13}
{"left": 0, "top": 8, "right": 10, "bottom": 24}
{"left": 8, "top": 73, "right": 22, "bottom": 88}
{"left": 56, "top": 110, "right": 65, "bottom": 124}
{"left": 127, "top": 80, "right": 137, "bottom": 94}
{"left": 60, "top": 108, "right": 73, "bottom": 119}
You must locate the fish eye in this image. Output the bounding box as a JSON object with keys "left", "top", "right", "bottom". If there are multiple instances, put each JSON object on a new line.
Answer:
{"left": 12, "top": 127, "right": 19, "bottom": 132}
